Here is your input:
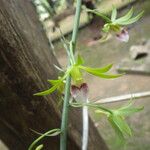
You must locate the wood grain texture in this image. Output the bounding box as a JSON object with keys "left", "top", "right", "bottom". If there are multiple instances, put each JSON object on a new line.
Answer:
{"left": 0, "top": 0, "right": 108, "bottom": 150}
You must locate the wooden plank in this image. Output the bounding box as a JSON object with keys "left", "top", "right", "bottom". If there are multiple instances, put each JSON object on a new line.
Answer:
{"left": 0, "top": 0, "right": 108, "bottom": 150}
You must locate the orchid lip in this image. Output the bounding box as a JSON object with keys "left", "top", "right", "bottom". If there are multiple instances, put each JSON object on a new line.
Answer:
{"left": 71, "top": 83, "right": 89, "bottom": 102}
{"left": 116, "top": 28, "right": 129, "bottom": 42}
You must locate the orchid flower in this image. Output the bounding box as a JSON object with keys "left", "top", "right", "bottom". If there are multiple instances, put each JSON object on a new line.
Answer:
{"left": 34, "top": 55, "right": 122, "bottom": 96}
{"left": 87, "top": 7, "right": 144, "bottom": 42}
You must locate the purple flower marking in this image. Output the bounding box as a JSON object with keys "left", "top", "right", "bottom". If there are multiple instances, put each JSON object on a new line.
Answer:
{"left": 71, "top": 83, "right": 89, "bottom": 102}
{"left": 116, "top": 28, "right": 129, "bottom": 42}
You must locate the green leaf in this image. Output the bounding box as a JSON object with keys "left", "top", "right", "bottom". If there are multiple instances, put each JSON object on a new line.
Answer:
{"left": 28, "top": 128, "right": 61, "bottom": 150}
{"left": 111, "top": 114, "right": 132, "bottom": 136}
{"left": 35, "top": 145, "right": 43, "bottom": 150}
{"left": 116, "top": 102, "right": 144, "bottom": 116}
{"left": 53, "top": 65, "right": 64, "bottom": 72}
{"left": 107, "top": 101, "right": 143, "bottom": 143}
{"left": 86, "top": 9, "right": 111, "bottom": 23}
{"left": 79, "top": 64, "right": 113, "bottom": 73}
{"left": 99, "top": 33, "right": 110, "bottom": 42}
{"left": 91, "top": 72, "right": 123, "bottom": 79}
{"left": 95, "top": 73, "right": 123, "bottom": 79}
{"left": 117, "top": 11, "right": 144, "bottom": 25}
{"left": 70, "top": 102, "right": 112, "bottom": 115}
{"left": 79, "top": 64, "right": 123, "bottom": 79}
{"left": 84, "top": 70, "right": 122, "bottom": 79}
{"left": 76, "top": 55, "right": 84, "bottom": 65}
{"left": 102, "top": 23, "right": 111, "bottom": 32}
{"left": 119, "top": 107, "right": 143, "bottom": 116}
{"left": 95, "top": 109, "right": 110, "bottom": 115}
{"left": 114, "top": 7, "right": 133, "bottom": 24}
{"left": 69, "top": 102, "right": 84, "bottom": 107}
{"left": 48, "top": 79, "right": 61, "bottom": 85}
{"left": 111, "top": 7, "right": 117, "bottom": 22}
{"left": 108, "top": 116, "right": 125, "bottom": 144}
{"left": 34, "top": 66, "right": 72, "bottom": 96}
{"left": 34, "top": 85, "right": 58, "bottom": 96}
{"left": 30, "top": 128, "right": 61, "bottom": 137}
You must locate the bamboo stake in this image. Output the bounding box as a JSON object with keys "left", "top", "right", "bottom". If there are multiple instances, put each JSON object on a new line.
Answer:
{"left": 93, "top": 91, "right": 150, "bottom": 104}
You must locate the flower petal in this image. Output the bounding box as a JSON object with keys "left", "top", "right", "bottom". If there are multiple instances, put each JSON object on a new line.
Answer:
{"left": 71, "top": 83, "right": 89, "bottom": 102}
{"left": 116, "top": 28, "right": 129, "bottom": 42}
{"left": 71, "top": 85, "right": 80, "bottom": 99}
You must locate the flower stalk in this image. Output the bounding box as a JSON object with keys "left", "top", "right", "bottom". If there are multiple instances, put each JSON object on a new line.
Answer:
{"left": 60, "top": 0, "right": 82, "bottom": 150}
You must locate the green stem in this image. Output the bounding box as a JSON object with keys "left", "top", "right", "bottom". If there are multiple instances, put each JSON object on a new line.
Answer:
{"left": 60, "top": 75, "right": 71, "bottom": 150}
{"left": 60, "top": 0, "right": 82, "bottom": 150}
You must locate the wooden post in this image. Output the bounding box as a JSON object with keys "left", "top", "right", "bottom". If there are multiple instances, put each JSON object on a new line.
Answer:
{"left": 0, "top": 0, "right": 108, "bottom": 150}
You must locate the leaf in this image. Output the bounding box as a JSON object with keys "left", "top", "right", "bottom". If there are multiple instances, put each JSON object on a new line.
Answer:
{"left": 107, "top": 101, "right": 143, "bottom": 143}
{"left": 90, "top": 72, "right": 123, "bottom": 79}
{"left": 111, "top": 114, "right": 132, "bottom": 136}
{"left": 34, "top": 79, "right": 61, "bottom": 96}
{"left": 48, "top": 79, "right": 65, "bottom": 93}
{"left": 119, "top": 107, "right": 143, "bottom": 116}
{"left": 117, "top": 11, "right": 144, "bottom": 25}
{"left": 79, "top": 64, "right": 113, "bottom": 73}
{"left": 34, "top": 73, "right": 68, "bottom": 96}
{"left": 35, "top": 145, "right": 43, "bottom": 150}
{"left": 34, "top": 85, "right": 58, "bottom": 96}
{"left": 111, "top": 7, "right": 117, "bottom": 22}
{"left": 70, "top": 102, "right": 112, "bottom": 115}
{"left": 108, "top": 116, "right": 125, "bottom": 144}
{"left": 114, "top": 7, "right": 133, "bottom": 24}
{"left": 53, "top": 64, "right": 64, "bottom": 72}
{"left": 117, "top": 102, "right": 144, "bottom": 116}
{"left": 83, "top": 69, "right": 122, "bottom": 79}
{"left": 102, "top": 23, "right": 111, "bottom": 32}
{"left": 86, "top": 9, "right": 111, "bottom": 23}
{"left": 34, "top": 65, "right": 72, "bottom": 96}
{"left": 69, "top": 102, "right": 83, "bottom": 107}
{"left": 30, "top": 128, "right": 61, "bottom": 137}
{"left": 95, "top": 109, "right": 110, "bottom": 115}
{"left": 79, "top": 64, "right": 123, "bottom": 79}
{"left": 28, "top": 129, "right": 61, "bottom": 150}
{"left": 76, "top": 55, "right": 84, "bottom": 65}
{"left": 99, "top": 33, "right": 110, "bottom": 43}
{"left": 48, "top": 79, "right": 62, "bottom": 85}
{"left": 87, "top": 102, "right": 112, "bottom": 115}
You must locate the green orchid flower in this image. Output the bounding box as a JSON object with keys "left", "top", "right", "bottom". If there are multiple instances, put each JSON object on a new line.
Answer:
{"left": 87, "top": 7, "right": 144, "bottom": 42}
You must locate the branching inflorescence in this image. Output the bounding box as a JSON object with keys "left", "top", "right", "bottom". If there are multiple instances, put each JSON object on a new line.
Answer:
{"left": 29, "top": 1, "right": 144, "bottom": 150}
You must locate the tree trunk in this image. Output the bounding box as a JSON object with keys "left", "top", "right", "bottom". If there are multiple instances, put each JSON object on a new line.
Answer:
{"left": 0, "top": 0, "right": 108, "bottom": 150}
